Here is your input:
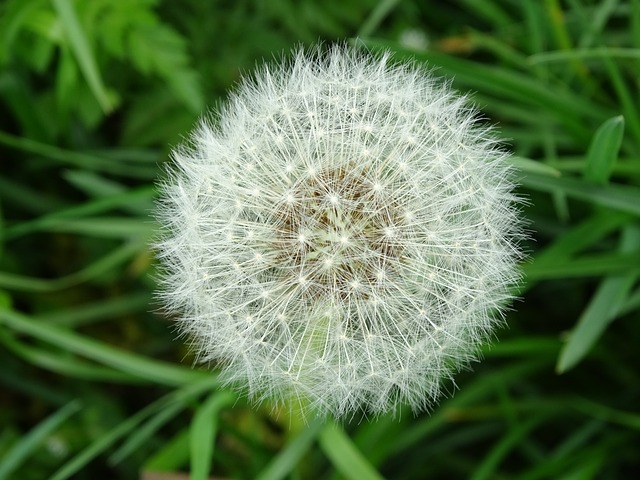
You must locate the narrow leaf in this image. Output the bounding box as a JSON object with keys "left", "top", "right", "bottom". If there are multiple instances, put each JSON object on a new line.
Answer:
{"left": 50, "top": 0, "right": 113, "bottom": 112}
{"left": 574, "top": 398, "right": 640, "bottom": 430}
{"left": 50, "top": 378, "right": 218, "bottom": 480}
{"left": 189, "top": 391, "right": 236, "bottom": 480}
{"left": 520, "top": 171, "right": 640, "bottom": 215}
{"left": 63, "top": 170, "right": 126, "bottom": 198}
{"left": 0, "top": 329, "right": 140, "bottom": 383}
{"left": 0, "top": 240, "right": 143, "bottom": 292}
{"left": 318, "top": 422, "right": 385, "bottom": 480}
{"left": 533, "top": 211, "right": 632, "bottom": 266}
{"left": 509, "top": 157, "right": 561, "bottom": 177}
{"left": 256, "top": 418, "right": 324, "bottom": 480}
{"left": 0, "top": 130, "right": 156, "bottom": 178}
{"left": 602, "top": 56, "right": 640, "bottom": 147}
{"left": 357, "top": 0, "right": 401, "bottom": 37}
{"left": 109, "top": 395, "right": 192, "bottom": 465}
{"left": 528, "top": 47, "right": 640, "bottom": 63}
{"left": 0, "top": 400, "right": 81, "bottom": 480}
{"left": 143, "top": 428, "right": 190, "bottom": 473}
{"left": 584, "top": 116, "right": 624, "bottom": 184}
{"left": 0, "top": 308, "right": 209, "bottom": 387}
{"left": 523, "top": 251, "right": 640, "bottom": 280}
{"left": 5, "top": 187, "right": 155, "bottom": 240}
{"left": 17, "top": 217, "right": 156, "bottom": 239}
{"left": 557, "top": 224, "right": 640, "bottom": 373}
{"left": 471, "top": 414, "right": 548, "bottom": 480}
{"left": 394, "top": 360, "right": 549, "bottom": 455}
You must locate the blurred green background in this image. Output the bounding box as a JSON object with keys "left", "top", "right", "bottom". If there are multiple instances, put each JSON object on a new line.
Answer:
{"left": 1, "top": 0, "right": 639, "bottom": 478}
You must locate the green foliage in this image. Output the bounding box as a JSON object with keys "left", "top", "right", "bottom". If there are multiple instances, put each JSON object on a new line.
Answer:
{"left": 584, "top": 115, "right": 625, "bottom": 184}
{"left": 0, "top": 0, "right": 202, "bottom": 140}
{"left": 1, "top": 0, "right": 639, "bottom": 478}
{"left": 318, "top": 423, "right": 386, "bottom": 480}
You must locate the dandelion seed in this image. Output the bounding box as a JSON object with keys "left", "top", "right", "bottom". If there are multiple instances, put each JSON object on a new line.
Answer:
{"left": 155, "top": 44, "right": 523, "bottom": 419}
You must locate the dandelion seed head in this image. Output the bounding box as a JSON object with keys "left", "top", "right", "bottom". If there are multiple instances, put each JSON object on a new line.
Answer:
{"left": 155, "top": 44, "right": 523, "bottom": 419}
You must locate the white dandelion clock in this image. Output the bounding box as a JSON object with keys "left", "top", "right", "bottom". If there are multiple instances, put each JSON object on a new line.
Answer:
{"left": 155, "top": 45, "right": 523, "bottom": 418}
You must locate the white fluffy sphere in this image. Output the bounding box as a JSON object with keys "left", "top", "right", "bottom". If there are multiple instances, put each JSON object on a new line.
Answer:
{"left": 155, "top": 45, "right": 522, "bottom": 418}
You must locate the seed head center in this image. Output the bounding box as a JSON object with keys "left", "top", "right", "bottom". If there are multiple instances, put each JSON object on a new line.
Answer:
{"left": 272, "top": 166, "right": 406, "bottom": 300}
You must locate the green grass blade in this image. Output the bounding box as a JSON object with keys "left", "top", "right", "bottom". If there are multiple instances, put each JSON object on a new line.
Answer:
{"left": 584, "top": 116, "right": 624, "bottom": 184}
{"left": 482, "top": 336, "right": 560, "bottom": 358}
{"left": 4, "top": 186, "right": 154, "bottom": 240}
{"left": 576, "top": 0, "right": 619, "bottom": 49}
{"left": 557, "top": 275, "right": 636, "bottom": 371}
{"left": 255, "top": 418, "right": 324, "bottom": 480}
{"left": 109, "top": 393, "right": 194, "bottom": 465}
{"left": 50, "top": 0, "right": 113, "bottom": 113}
{"left": 189, "top": 390, "right": 236, "bottom": 480}
{"left": 35, "top": 292, "right": 150, "bottom": 327}
{"left": 470, "top": 413, "right": 548, "bottom": 480}
{"left": 522, "top": 211, "right": 633, "bottom": 294}
{"left": 50, "top": 378, "right": 218, "bottom": 480}
{"left": 0, "top": 329, "right": 142, "bottom": 383}
{"left": 0, "top": 175, "right": 64, "bottom": 214}
{"left": 557, "top": 224, "right": 640, "bottom": 373}
{"left": 469, "top": 31, "right": 531, "bottom": 69}
{"left": 521, "top": 0, "right": 545, "bottom": 55}
{"left": 0, "top": 240, "right": 144, "bottom": 292}
{"left": 556, "top": 453, "right": 608, "bottom": 480}
{"left": 551, "top": 420, "right": 604, "bottom": 461}
{"left": 619, "top": 285, "right": 640, "bottom": 316}
{"left": 574, "top": 398, "right": 640, "bottom": 431}
{"left": 602, "top": 56, "right": 640, "bottom": 148}
{"left": 391, "top": 360, "right": 553, "bottom": 457}
{"left": 50, "top": 408, "right": 157, "bottom": 480}
{"left": 528, "top": 47, "right": 640, "bottom": 63}
{"left": 0, "top": 70, "right": 51, "bottom": 141}
{"left": 546, "top": 156, "right": 640, "bottom": 176}
{"left": 9, "top": 216, "right": 157, "bottom": 239}
{"left": 519, "top": 172, "right": 640, "bottom": 215}
{"left": 318, "top": 422, "right": 385, "bottom": 480}
{"left": 544, "top": 0, "right": 581, "bottom": 68}
{"left": 0, "top": 307, "right": 209, "bottom": 387}
{"left": 63, "top": 170, "right": 126, "bottom": 197}
{"left": 533, "top": 211, "right": 632, "bottom": 265}
{"left": 0, "top": 197, "right": 4, "bottom": 261}
{"left": 634, "top": 0, "right": 640, "bottom": 49}
{"left": 0, "top": 130, "right": 157, "bottom": 178}
{"left": 458, "top": 0, "right": 512, "bottom": 28}
{"left": 351, "top": 414, "right": 408, "bottom": 469}
{"left": 536, "top": 425, "right": 610, "bottom": 479}
{"left": 509, "top": 157, "right": 561, "bottom": 177}
{"left": 143, "top": 428, "right": 190, "bottom": 473}
{"left": 523, "top": 251, "right": 640, "bottom": 281}
{"left": 357, "top": 0, "right": 401, "bottom": 38}
{"left": 0, "top": 400, "right": 81, "bottom": 480}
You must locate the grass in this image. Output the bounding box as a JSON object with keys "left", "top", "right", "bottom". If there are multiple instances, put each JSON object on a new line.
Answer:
{"left": 1, "top": 0, "right": 639, "bottom": 478}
